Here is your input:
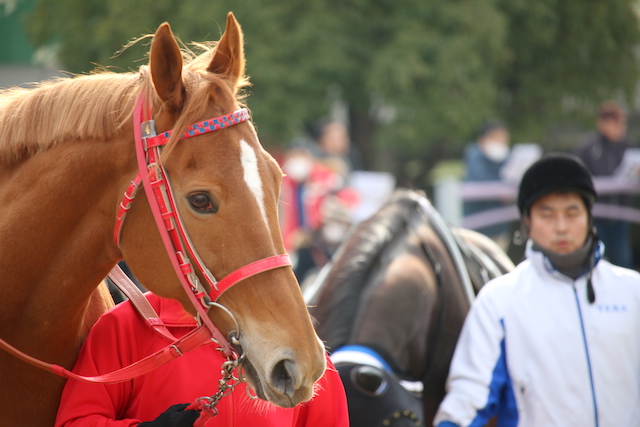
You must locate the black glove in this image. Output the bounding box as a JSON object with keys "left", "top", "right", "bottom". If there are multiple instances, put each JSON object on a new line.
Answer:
{"left": 138, "top": 403, "right": 200, "bottom": 427}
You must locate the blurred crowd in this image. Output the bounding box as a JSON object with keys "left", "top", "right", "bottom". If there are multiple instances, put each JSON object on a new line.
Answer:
{"left": 278, "top": 119, "right": 363, "bottom": 284}
{"left": 463, "top": 100, "right": 639, "bottom": 269}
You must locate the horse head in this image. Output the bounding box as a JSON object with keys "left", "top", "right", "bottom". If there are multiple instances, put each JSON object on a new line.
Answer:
{"left": 118, "top": 13, "right": 325, "bottom": 408}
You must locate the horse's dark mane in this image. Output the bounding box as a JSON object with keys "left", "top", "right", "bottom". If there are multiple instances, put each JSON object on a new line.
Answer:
{"left": 314, "top": 188, "right": 427, "bottom": 350}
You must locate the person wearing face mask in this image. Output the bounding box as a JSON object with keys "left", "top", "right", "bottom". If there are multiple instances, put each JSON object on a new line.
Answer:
{"left": 463, "top": 120, "right": 512, "bottom": 249}
{"left": 435, "top": 154, "right": 640, "bottom": 427}
{"left": 279, "top": 144, "right": 358, "bottom": 284}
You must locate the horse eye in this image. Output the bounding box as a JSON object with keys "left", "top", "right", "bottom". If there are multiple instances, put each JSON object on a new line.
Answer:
{"left": 187, "top": 192, "right": 218, "bottom": 214}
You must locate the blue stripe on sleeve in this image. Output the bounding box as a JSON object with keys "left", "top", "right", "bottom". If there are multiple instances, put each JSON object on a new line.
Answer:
{"left": 469, "top": 319, "right": 519, "bottom": 427}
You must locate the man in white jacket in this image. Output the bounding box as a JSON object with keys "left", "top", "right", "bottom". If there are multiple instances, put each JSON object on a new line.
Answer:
{"left": 435, "top": 153, "right": 640, "bottom": 427}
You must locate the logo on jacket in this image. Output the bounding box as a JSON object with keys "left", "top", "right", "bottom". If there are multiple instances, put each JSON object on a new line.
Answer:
{"left": 596, "top": 304, "right": 628, "bottom": 313}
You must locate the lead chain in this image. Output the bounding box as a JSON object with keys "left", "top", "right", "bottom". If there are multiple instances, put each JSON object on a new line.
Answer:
{"left": 192, "top": 356, "right": 246, "bottom": 419}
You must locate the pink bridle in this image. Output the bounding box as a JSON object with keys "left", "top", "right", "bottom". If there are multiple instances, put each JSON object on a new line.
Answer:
{"left": 112, "top": 92, "right": 293, "bottom": 356}
{"left": 0, "top": 91, "right": 293, "bottom": 388}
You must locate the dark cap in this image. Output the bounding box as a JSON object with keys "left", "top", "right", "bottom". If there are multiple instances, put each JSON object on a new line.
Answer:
{"left": 477, "top": 119, "right": 506, "bottom": 140}
{"left": 517, "top": 153, "right": 596, "bottom": 215}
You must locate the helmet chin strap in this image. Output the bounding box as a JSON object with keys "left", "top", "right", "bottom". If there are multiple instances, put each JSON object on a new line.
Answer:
{"left": 585, "top": 227, "right": 600, "bottom": 304}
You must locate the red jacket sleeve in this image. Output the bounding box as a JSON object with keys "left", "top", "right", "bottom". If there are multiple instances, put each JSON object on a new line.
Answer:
{"left": 54, "top": 307, "right": 145, "bottom": 427}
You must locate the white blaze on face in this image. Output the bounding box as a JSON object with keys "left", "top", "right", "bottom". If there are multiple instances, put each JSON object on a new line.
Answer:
{"left": 240, "top": 139, "right": 268, "bottom": 225}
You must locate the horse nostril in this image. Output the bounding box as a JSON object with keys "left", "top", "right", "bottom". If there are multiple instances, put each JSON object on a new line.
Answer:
{"left": 271, "top": 359, "right": 301, "bottom": 398}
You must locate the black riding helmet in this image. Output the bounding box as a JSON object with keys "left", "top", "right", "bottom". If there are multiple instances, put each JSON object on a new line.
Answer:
{"left": 518, "top": 153, "right": 599, "bottom": 304}
{"left": 517, "top": 153, "right": 597, "bottom": 216}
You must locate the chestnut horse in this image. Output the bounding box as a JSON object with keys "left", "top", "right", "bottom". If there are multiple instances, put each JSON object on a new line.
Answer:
{"left": 0, "top": 13, "right": 325, "bottom": 426}
{"left": 306, "top": 189, "right": 513, "bottom": 426}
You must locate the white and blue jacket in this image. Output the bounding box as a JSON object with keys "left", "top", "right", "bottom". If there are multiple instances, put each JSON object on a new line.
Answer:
{"left": 435, "top": 243, "right": 640, "bottom": 427}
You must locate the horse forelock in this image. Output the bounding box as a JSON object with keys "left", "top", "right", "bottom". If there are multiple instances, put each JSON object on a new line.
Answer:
{"left": 0, "top": 42, "right": 250, "bottom": 165}
{"left": 162, "top": 75, "right": 250, "bottom": 157}
{"left": 315, "top": 189, "right": 427, "bottom": 350}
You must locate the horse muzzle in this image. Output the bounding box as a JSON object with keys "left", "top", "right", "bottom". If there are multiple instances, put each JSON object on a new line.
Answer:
{"left": 241, "top": 344, "right": 326, "bottom": 408}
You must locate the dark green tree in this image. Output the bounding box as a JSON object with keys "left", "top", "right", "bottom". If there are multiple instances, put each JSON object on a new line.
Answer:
{"left": 497, "top": 0, "right": 640, "bottom": 144}
{"left": 26, "top": 0, "right": 640, "bottom": 181}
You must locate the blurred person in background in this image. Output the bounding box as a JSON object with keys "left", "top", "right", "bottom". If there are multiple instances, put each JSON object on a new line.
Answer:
{"left": 280, "top": 141, "right": 358, "bottom": 285}
{"left": 309, "top": 118, "right": 364, "bottom": 175}
{"left": 574, "top": 101, "right": 635, "bottom": 268}
{"left": 463, "top": 120, "right": 512, "bottom": 250}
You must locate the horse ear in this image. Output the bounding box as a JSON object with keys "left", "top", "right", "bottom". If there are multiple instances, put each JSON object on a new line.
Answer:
{"left": 150, "top": 22, "right": 185, "bottom": 111}
{"left": 208, "top": 12, "right": 246, "bottom": 86}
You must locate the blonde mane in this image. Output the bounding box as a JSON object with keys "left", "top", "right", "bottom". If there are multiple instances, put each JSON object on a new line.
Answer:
{"left": 0, "top": 42, "right": 249, "bottom": 164}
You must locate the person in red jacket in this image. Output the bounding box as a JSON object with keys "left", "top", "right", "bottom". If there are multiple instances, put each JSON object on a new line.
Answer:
{"left": 55, "top": 293, "right": 349, "bottom": 427}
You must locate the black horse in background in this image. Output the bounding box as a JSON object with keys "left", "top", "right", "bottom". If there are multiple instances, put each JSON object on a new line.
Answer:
{"left": 305, "top": 189, "right": 513, "bottom": 426}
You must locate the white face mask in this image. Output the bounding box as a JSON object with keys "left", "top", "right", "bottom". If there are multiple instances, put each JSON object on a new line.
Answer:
{"left": 483, "top": 141, "right": 510, "bottom": 162}
{"left": 283, "top": 157, "right": 313, "bottom": 182}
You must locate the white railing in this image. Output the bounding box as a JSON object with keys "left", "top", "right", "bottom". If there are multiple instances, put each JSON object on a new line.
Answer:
{"left": 434, "top": 177, "right": 640, "bottom": 229}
